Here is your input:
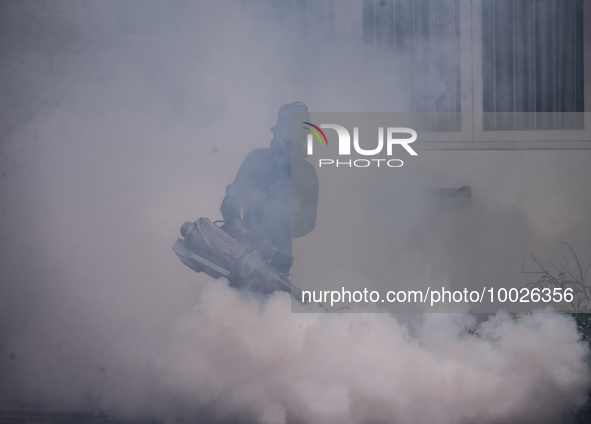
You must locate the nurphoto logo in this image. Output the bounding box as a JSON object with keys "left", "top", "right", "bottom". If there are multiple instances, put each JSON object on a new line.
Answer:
{"left": 303, "top": 122, "right": 418, "bottom": 168}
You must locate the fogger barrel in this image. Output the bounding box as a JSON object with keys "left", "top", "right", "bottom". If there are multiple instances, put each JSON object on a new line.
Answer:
{"left": 173, "top": 218, "right": 304, "bottom": 301}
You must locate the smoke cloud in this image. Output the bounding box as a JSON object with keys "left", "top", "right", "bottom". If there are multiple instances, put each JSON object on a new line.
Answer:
{"left": 1, "top": 1, "right": 591, "bottom": 423}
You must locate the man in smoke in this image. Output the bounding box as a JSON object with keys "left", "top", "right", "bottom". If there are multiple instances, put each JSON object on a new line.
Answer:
{"left": 220, "top": 102, "right": 318, "bottom": 277}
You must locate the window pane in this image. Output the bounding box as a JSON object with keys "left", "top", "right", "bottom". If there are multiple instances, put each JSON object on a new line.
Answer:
{"left": 482, "top": 0, "right": 585, "bottom": 130}
{"left": 363, "top": 0, "right": 462, "bottom": 130}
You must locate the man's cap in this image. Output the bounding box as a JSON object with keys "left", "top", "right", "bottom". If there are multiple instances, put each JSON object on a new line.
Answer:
{"left": 277, "top": 101, "right": 308, "bottom": 117}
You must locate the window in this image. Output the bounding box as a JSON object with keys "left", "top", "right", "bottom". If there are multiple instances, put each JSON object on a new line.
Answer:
{"left": 361, "top": 0, "right": 591, "bottom": 147}
{"left": 361, "top": 0, "right": 474, "bottom": 139}
{"left": 363, "top": 0, "right": 462, "bottom": 119}
{"left": 472, "top": 0, "right": 590, "bottom": 145}
{"left": 481, "top": 0, "right": 585, "bottom": 131}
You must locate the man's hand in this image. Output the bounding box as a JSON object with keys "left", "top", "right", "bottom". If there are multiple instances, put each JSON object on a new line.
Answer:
{"left": 257, "top": 239, "right": 275, "bottom": 261}
{"left": 223, "top": 218, "right": 253, "bottom": 241}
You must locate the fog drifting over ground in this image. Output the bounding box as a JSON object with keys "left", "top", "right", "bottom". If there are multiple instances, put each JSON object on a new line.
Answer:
{"left": 1, "top": 1, "right": 591, "bottom": 423}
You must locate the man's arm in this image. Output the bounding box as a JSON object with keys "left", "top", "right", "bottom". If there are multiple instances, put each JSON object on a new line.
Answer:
{"left": 220, "top": 149, "right": 266, "bottom": 221}
{"left": 220, "top": 184, "right": 243, "bottom": 221}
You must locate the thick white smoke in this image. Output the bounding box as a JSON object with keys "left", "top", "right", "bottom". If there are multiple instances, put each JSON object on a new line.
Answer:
{"left": 1, "top": 1, "right": 591, "bottom": 423}
{"left": 152, "top": 284, "right": 590, "bottom": 424}
{"left": 5, "top": 278, "right": 589, "bottom": 424}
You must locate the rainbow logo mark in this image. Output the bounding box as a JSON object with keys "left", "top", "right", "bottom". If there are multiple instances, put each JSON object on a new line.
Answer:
{"left": 302, "top": 122, "right": 328, "bottom": 146}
